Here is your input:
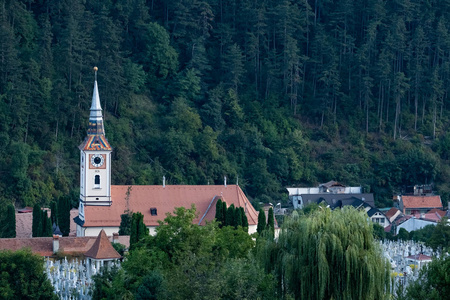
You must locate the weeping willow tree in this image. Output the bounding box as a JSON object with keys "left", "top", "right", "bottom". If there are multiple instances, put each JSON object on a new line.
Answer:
{"left": 257, "top": 206, "right": 390, "bottom": 300}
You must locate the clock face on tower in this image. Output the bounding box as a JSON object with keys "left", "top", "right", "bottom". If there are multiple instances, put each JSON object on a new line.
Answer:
{"left": 90, "top": 154, "right": 105, "bottom": 168}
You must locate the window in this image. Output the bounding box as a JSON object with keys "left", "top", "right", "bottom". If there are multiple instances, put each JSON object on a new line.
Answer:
{"left": 94, "top": 175, "right": 100, "bottom": 188}
{"left": 150, "top": 208, "right": 157, "bottom": 216}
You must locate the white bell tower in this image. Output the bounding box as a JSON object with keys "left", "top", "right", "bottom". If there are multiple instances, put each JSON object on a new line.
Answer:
{"left": 77, "top": 67, "right": 112, "bottom": 226}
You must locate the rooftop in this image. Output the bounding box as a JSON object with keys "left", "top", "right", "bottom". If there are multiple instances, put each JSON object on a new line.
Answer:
{"left": 402, "top": 195, "right": 442, "bottom": 209}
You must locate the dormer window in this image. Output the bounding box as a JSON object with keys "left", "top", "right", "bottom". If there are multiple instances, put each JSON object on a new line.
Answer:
{"left": 94, "top": 175, "right": 100, "bottom": 188}
{"left": 150, "top": 208, "right": 157, "bottom": 216}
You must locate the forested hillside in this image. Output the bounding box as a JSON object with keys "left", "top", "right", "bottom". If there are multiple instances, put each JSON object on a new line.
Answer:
{"left": 1, "top": 0, "right": 450, "bottom": 210}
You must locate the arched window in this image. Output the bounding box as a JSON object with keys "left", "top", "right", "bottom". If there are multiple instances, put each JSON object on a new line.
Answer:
{"left": 94, "top": 175, "right": 100, "bottom": 188}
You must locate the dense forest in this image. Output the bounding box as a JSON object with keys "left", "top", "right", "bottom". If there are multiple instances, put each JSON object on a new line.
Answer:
{"left": 1, "top": 0, "right": 450, "bottom": 211}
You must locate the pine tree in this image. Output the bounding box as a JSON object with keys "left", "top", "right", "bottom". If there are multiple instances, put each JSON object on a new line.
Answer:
{"left": 57, "top": 196, "right": 71, "bottom": 237}
{"left": 215, "top": 198, "right": 223, "bottom": 227}
{"left": 234, "top": 206, "right": 243, "bottom": 228}
{"left": 222, "top": 201, "right": 227, "bottom": 225}
{"left": 226, "top": 204, "right": 235, "bottom": 227}
{"left": 257, "top": 208, "right": 266, "bottom": 234}
{"left": 267, "top": 207, "right": 275, "bottom": 238}
{"left": 32, "top": 204, "right": 41, "bottom": 237}
{"left": 240, "top": 207, "right": 248, "bottom": 232}
{"left": 119, "top": 211, "right": 132, "bottom": 235}
{"left": 4, "top": 204, "right": 16, "bottom": 238}
{"left": 130, "top": 212, "right": 149, "bottom": 250}
{"left": 50, "top": 201, "right": 58, "bottom": 226}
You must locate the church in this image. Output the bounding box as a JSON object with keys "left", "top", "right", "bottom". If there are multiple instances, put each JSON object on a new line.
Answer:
{"left": 74, "top": 69, "right": 259, "bottom": 236}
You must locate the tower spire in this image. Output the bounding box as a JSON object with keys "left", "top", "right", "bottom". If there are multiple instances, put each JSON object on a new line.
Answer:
{"left": 79, "top": 67, "right": 111, "bottom": 151}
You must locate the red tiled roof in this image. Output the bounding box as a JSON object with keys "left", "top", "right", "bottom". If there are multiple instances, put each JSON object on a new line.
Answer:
{"left": 84, "top": 230, "right": 121, "bottom": 260}
{"left": 83, "top": 185, "right": 258, "bottom": 227}
{"left": 385, "top": 207, "right": 400, "bottom": 219}
{"left": 427, "top": 208, "right": 446, "bottom": 218}
{"left": 402, "top": 196, "right": 442, "bottom": 209}
{"left": 0, "top": 235, "right": 129, "bottom": 257}
{"left": 406, "top": 254, "right": 432, "bottom": 261}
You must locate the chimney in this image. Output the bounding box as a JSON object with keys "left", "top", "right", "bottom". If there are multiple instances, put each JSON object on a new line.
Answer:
{"left": 53, "top": 235, "right": 60, "bottom": 253}
{"left": 163, "top": 176, "right": 166, "bottom": 188}
{"left": 224, "top": 176, "right": 227, "bottom": 187}
{"left": 112, "top": 232, "right": 119, "bottom": 243}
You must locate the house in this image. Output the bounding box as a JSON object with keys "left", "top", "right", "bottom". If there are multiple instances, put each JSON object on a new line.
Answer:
{"left": 74, "top": 70, "right": 259, "bottom": 237}
{"left": 395, "top": 216, "right": 438, "bottom": 233}
{"left": 385, "top": 207, "right": 402, "bottom": 223}
{"left": 0, "top": 232, "right": 128, "bottom": 257}
{"left": 287, "top": 182, "right": 373, "bottom": 210}
{"left": 406, "top": 254, "right": 432, "bottom": 269}
{"left": 399, "top": 195, "right": 442, "bottom": 215}
{"left": 329, "top": 197, "right": 390, "bottom": 228}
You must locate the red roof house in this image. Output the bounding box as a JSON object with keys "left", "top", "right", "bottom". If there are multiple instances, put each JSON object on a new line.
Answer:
{"left": 400, "top": 195, "right": 442, "bottom": 214}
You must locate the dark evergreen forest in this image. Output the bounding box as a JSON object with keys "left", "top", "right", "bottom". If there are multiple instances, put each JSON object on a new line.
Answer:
{"left": 1, "top": 0, "right": 450, "bottom": 210}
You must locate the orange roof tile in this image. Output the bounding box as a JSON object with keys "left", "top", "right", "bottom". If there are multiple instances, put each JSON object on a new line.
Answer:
{"left": 0, "top": 235, "right": 129, "bottom": 257}
{"left": 84, "top": 230, "right": 121, "bottom": 260}
{"left": 427, "top": 208, "right": 446, "bottom": 218}
{"left": 83, "top": 185, "right": 258, "bottom": 227}
{"left": 385, "top": 207, "right": 400, "bottom": 219}
{"left": 402, "top": 196, "right": 442, "bottom": 209}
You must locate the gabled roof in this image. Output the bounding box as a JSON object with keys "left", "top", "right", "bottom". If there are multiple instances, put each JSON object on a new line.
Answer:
{"left": 427, "top": 208, "right": 446, "bottom": 218}
{"left": 406, "top": 254, "right": 432, "bottom": 261}
{"left": 302, "top": 193, "right": 375, "bottom": 208}
{"left": 83, "top": 185, "right": 258, "bottom": 228}
{"left": 84, "top": 230, "right": 121, "bottom": 260}
{"left": 0, "top": 235, "right": 129, "bottom": 257}
{"left": 385, "top": 207, "right": 400, "bottom": 220}
{"left": 402, "top": 196, "right": 442, "bottom": 209}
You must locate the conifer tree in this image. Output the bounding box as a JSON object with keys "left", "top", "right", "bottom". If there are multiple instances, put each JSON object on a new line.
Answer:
{"left": 32, "top": 204, "right": 41, "bottom": 237}
{"left": 50, "top": 201, "right": 58, "bottom": 226}
{"left": 119, "top": 211, "right": 132, "bottom": 235}
{"left": 257, "top": 208, "right": 266, "bottom": 234}
{"left": 57, "top": 196, "right": 71, "bottom": 237}
{"left": 4, "top": 204, "right": 16, "bottom": 238}
{"left": 222, "top": 201, "right": 227, "bottom": 225}
{"left": 267, "top": 207, "right": 275, "bottom": 238}
{"left": 130, "top": 212, "right": 149, "bottom": 250}
{"left": 240, "top": 207, "right": 248, "bottom": 232}
{"left": 234, "top": 206, "right": 243, "bottom": 228}
{"left": 215, "top": 198, "right": 223, "bottom": 227}
{"left": 226, "top": 204, "right": 235, "bottom": 227}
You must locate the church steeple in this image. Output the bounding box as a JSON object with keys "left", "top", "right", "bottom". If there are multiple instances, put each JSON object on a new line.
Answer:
{"left": 79, "top": 67, "right": 111, "bottom": 151}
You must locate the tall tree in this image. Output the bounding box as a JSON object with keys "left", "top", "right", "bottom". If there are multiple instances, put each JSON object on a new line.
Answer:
{"left": 257, "top": 207, "right": 391, "bottom": 299}
{"left": 215, "top": 198, "right": 223, "bottom": 227}
{"left": 3, "top": 204, "right": 16, "bottom": 238}
{"left": 32, "top": 203, "right": 41, "bottom": 237}
{"left": 267, "top": 207, "right": 274, "bottom": 238}
{"left": 130, "top": 212, "right": 148, "bottom": 250}
{"left": 256, "top": 208, "right": 266, "bottom": 234}
{"left": 57, "top": 195, "right": 71, "bottom": 237}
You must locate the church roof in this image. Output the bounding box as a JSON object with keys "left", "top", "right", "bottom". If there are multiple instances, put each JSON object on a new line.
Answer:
{"left": 83, "top": 185, "right": 258, "bottom": 227}
{"left": 79, "top": 71, "right": 111, "bottom": 151}
{"left": 84, "top": 230, "right": 121, "bottom": 260}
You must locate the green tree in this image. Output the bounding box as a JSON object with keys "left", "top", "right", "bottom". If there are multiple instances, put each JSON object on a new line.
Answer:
{"left": 3, "top": 204, "right": 16, "bottom": 238}
{"left": 0, "top": 249, "right": 57, "bottom": 299}
{"left": 406, "top": 255, "right": 450, "bottom": 300}
{"left": 239, "top": 207, "right": 248, "bottom": 230}
{"left": 50, "top": 201, "right": 58, "bottom": 226}
{"left": 226, "top": 204, "right": 235, "bottom": 227}
{"left": 267, "top": 207, "right": 275, "bottom": 238}
{"left": 373, "top": 223, "right": 386, "bottom": 240}
{"left": 32, "top": 203, "right": 41, "bottom": 237}
{"left": 215, "top": 198, "right": 223, "bottom": 227}
{"left": 57, "top": 195, "right": 71, "bottom": 237}
{"left": 257, "top": 207, "right": 391, "bottom": 299}
{"left": 397, "top": 228, "right": 410, "bottom": 241}
{"left": 130, "top": 212, "right": 149, "bottom": 250}
{"left": 119, "top": 211, "right": 133, "bottom": 235}
{"left": 257, "top": 208, "right": 266, "bottom": 234}
{"left": 426, "top": 217, "right": 450, "bottom": 252}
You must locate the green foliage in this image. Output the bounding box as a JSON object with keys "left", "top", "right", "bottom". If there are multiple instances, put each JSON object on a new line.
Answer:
{"left": 50, "top": 201, "right": 58, "bottom": 226}
{"left": 426, "top": 218, "right": 450, "bottom": 252}
{"left": 257, "top": 209, "right": 266, "bottom": 234}
{"left": 130, "top": 212, "right": 149, "bottom": 251}
{"left": 225, "top": 204, "right": 235, "bottom": 227}
{"left": 119, "top": 211, "right": 132, "bottom": 235}
{"left": 2, "top": 204, "right": 16, "bottom": 238}
{"left": 372, "top": 223, "right": 386, "bottom": 240}
{"left": 397, "top": 228, "right": 410, "bottom": 241}
{"left": 256, "top": 207, "right": 391, "bottom": 299}
{"left": 57, "top": 195, "right": 71, "bottom": 237}
{"left": 267, "top": 207, "right": 275, "bottom": 237}
{"left": 0, "top": 249, "right": 57, "bottom": 299}
{"left": 406, "top": 255, "right": 450, "bottom": 300}
{"left": 32, "top": 203, "right": 40, "bottom": 237}
{"left": 215, "top": 198, "right": 223, "bottom": 227}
